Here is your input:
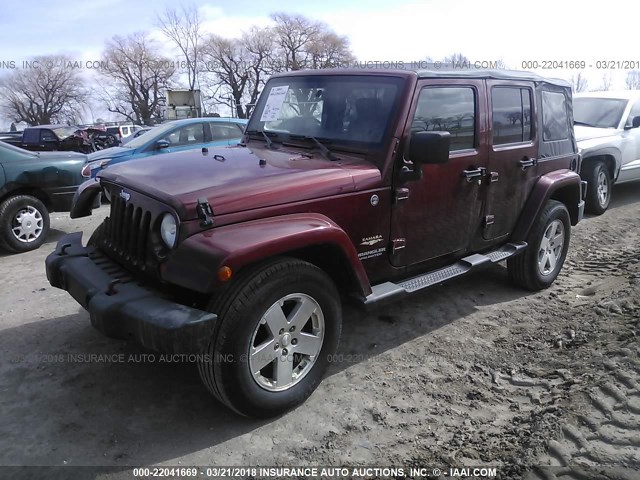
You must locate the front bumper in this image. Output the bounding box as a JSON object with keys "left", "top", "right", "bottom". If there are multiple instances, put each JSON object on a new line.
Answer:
{"left": 45, "top": 232, "right": 217, "bottom": 353}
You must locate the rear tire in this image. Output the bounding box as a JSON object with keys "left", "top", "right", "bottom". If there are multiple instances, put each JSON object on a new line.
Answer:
{"left": 198, "top": 258, "right": 341, "bottom": 418}
{"left": 582, "top": 160, "right": 611, "bottom": 215}
{"left": 508, "top": 200, "right": 570, "bottom": 291}
{"left": 0, "top": 195, "right": 50, "bottom": 253}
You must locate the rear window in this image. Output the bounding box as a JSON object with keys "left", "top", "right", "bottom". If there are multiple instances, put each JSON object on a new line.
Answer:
{"left": 542, "top": 91, "right": 570, "bottom": 142}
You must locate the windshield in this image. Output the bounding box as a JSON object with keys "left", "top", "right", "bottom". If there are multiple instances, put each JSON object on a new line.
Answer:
{"left": 124, "top": 121, "right": 177, "bottom": 148}
{"left": 52, "top": 126, "right": 80, "bottom": 139}
{"left": 573, "top": 97, "right": 627, "bottom": 128}
{"left": 246, "top": 75, "right": 405, "bottom": 150}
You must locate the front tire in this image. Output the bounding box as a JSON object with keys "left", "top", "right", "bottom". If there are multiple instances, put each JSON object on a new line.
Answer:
{"left": 198, "top": 258, "right": 342, "bottom": 418}
{"left": 0, "top": 195, "right": 50, "bottom": 253}
{"left": 508, "top": 200, "right": 570, "bottom": 291}
{"left": 583, "top": 160, "right": 611, "bottom": 215}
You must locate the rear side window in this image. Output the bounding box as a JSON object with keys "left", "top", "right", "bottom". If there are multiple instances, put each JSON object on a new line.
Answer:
{"left": 23, "top": 129, "right": 39, "bottom": 143}
{"left": 542, "top": 91, "right": 570, "bottom": 141}
{"left": 492, "top": 87, "right": 532, "bottom": 145}
{"left": 411, "top": 87, "right": 476, "bottom": 151}
{"left": 162, "top": 123, "right": 205, "bottom": 146}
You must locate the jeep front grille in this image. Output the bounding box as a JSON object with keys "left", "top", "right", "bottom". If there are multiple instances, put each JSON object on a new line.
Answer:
{"left": 99, "top": 192, "right": 155, "bottom": 271}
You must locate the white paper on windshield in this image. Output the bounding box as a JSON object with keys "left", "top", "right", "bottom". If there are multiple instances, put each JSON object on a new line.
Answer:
{"left": 260, "top": 85, "right": 289, "bottom": 122}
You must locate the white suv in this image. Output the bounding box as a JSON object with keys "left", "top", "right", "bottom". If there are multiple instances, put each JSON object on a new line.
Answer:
{"left": 106, "top": 125, "right": 142, "bottom": 142}
{"left": 574, "top": 91, "right": 640, "bottom": 214}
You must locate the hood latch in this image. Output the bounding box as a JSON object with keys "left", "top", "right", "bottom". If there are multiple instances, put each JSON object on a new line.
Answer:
{"left": 196, "top": 198, "right": 214, "bottom": 227}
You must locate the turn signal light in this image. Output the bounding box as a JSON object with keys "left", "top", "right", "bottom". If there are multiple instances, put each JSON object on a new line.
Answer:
{"left": 217, "top": 266, "right": 233, "bottom": 282}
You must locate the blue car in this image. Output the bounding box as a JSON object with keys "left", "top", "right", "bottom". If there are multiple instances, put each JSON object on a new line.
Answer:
{"left": 88, "top": 117, "right": 247, "bottom": 177}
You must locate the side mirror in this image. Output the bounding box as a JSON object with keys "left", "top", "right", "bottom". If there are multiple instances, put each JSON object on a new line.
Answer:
{"left": 633, "top": 116, "right": 640, "bottom": 129}
{"left": 408, "top": 131, "right": 451, "bottom": 164}
{"left": 155, "top": 139, "right": 170, "bottom": 150}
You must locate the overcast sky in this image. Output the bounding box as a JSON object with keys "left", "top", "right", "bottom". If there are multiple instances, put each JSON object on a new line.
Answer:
{"left": 0, "top": 0, "right": 636, "bottom": 122}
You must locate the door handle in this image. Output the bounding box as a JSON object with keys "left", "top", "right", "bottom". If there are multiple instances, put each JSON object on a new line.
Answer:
{"left": 520, "top": 157, "right": 537, "bottom": 170}
{"left": 462, "top": 167, "right": 486, "bottom": 182}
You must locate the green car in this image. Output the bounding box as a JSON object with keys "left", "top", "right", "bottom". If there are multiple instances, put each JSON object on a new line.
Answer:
{"left": 0, "top": 141, "right": 89, "bottom": 253}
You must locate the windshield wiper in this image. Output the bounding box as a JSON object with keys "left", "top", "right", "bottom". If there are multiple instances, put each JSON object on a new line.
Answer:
{"left": 288, "top": 135, "right": 339, "bottom": 161}
{"left": 245, "top": 129, "right": 279, "bottom": 150}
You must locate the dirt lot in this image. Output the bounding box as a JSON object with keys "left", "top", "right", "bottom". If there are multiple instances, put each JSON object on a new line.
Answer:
{"left": 1, "top": 184, "right": 639, "bottom": 479}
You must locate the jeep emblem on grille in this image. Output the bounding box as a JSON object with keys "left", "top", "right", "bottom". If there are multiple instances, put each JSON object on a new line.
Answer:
{"left": 119, "top": 190, "right": 131, "bottom": 202}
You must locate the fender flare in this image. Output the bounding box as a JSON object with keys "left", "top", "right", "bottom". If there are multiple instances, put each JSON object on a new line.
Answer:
{"left": 163, "top": 213, "right": 372, "bottom": 297}
{"left": 579, "top": 146, "right": 622, "bottom": 180}
{"left": 511, "top": 169, "right": 584, "bottom": 242}
{"left": 70, "top": 178, "right": 101, "bottom": 218}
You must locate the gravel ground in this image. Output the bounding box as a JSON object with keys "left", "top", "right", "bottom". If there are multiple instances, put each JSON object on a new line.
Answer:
{"left": 0, "top": 183, "right": 639, "bottom": 479}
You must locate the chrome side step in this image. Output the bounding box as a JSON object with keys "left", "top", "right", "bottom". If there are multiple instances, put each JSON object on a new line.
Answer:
{"left": 364, "top": 242, "right": 527, "bottom": 306}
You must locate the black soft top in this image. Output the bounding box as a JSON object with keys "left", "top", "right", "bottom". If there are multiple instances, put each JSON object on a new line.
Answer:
{"left": 415, "top": 69, "right": 570, "bottom": 88}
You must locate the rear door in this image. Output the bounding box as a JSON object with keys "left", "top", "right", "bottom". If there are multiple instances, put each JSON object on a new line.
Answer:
{"left": 483, "top": 81, "right": 537, "bottom": 240}
{"left": 390, "top": 79, "right": 489, "bottom": 267}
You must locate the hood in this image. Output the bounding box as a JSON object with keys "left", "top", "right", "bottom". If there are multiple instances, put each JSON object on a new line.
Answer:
{"left": 574, "top": 125, "right": 619, "bottom": 143}
{"left": 98, "top": 144, "right": 381, "bottom": 219}
{"left": 88, "top": 146, "right": 132, "bottom": 162}
{"left": 36, "top": 151, "right": 87, "bottom": 162}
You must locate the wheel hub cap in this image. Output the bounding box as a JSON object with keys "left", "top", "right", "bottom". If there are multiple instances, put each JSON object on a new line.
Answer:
{"left": 537, "top": 219, "right": 565, "bottom": 276}
{"left": 11, "top": 206, "right": 44, "bottom": 243}
{"left": 597, "top": 171, "right": 608, "bottom": 206}
{"left": 249, "top": 293, "right": 325, "bottom": 392}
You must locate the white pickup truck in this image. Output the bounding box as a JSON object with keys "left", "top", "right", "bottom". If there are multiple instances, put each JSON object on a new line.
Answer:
{"left": 574, "top": 91, "right": 640, "bottom": 214}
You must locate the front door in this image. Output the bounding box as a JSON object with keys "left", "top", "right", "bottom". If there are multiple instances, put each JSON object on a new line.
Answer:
{"left": 390, "top": 79, "right": 489, "bottom": 267}
{"left": 618, "top": 99, "right": 640, "bottom": 182}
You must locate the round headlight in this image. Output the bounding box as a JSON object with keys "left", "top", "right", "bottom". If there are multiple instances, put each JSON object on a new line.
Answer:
{"left": 160, "top": 213, "right": 178, "bottom": 248}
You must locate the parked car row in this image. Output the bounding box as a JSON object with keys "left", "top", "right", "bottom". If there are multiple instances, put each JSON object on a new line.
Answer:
{"left": 0, "top": 117, "right": 246, "bottom": 252}
{"left": 0, "top": 124, "right": 120, "bottom": 153}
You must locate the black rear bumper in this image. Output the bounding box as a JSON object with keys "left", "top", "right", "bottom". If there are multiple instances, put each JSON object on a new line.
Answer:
{"left": 45, "top": 232, "right": 217, "bottom": 353}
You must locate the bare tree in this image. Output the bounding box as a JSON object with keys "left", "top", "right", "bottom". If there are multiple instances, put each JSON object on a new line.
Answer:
{"left": 307, "top": 31, "right": 355, "bottom": 69}
{"left": 494, "top": 59, "right": 508, "bottom": 69}
{"left": 596, "top": 73, "right": 613, "bottom": 91}
{"left": 200, "top": 27, "right": 273, "bottom": 118}
{"left": 156, "top": 4, "right": 203, "bottom": 90}
{"left": 0, "top": 55, "right": 88, "bottom": 125}
{"left": 625, "top": 70, "right": 640, "bottom": 90}
{"left": 570, "top": 72, "right": 589, "bottom": 93}
{"left": 270, "top": 13, "right": 354, "bottom": 71}
{"left": 442, "top": 53, "right": 470, "bottom": 68}
{"left": 99, "top": 32, "right": 176, "bottom": 125}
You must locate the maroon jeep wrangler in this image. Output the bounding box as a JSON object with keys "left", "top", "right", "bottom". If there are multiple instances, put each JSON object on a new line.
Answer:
{"left": 46, "top": 69, "right": 586, "bottom": 418}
